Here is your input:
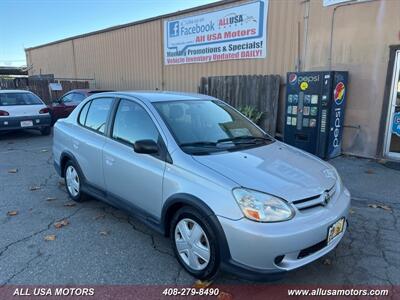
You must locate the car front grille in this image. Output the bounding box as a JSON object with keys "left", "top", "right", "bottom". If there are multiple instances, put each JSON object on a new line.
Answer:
{"left": 292, "top": 185, "right": 336, "bottom": 211}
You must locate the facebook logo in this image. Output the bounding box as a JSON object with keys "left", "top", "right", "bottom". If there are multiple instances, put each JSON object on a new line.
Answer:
{"left": 169, "top": 21, "right": 179, "bottom": 37}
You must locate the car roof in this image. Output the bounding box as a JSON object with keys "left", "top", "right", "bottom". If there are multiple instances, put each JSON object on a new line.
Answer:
{"left": 0, "top": 89, "right": 33, "bottom": 94}
{"left": 95, "top": 91, "right": 217, "bottom": 103}
{"left": 67, "top": 89, "right": 113, "bottom": 94}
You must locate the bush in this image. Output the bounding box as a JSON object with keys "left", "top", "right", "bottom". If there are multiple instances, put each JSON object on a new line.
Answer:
{"left": 238, "top": 105, "right": 263, "bottom": 125}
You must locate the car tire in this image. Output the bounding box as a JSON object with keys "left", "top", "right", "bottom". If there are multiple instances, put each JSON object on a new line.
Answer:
{"left": 40, "top": 126, "right": 51, "bottom": 136}
{"left": 170, "top": 206, "right": 220, "bottom": 280}
{"left": 64, "top": 160, "right": 87, "bottom": 202}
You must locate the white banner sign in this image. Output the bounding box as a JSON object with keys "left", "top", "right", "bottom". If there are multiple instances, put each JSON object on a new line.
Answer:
{"left": 164, "top": 0, "right": 268, "bottom": 65}
{"left": 323, "top": 0, "right": 356, "bottom": 6}
{"left": 49, "top": 83, "right": 62, "bottom": 91}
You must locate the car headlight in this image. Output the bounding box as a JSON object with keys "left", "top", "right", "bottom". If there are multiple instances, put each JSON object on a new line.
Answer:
{"left": 232, "top": 188, "right": 294, "bottom": 222}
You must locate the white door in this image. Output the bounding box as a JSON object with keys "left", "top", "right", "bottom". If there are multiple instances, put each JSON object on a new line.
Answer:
{"left": 384, "top": 50, "right": 400, "bottom": 160}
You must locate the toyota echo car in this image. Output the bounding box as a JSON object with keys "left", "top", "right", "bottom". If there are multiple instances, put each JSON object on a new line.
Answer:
{"left": 53, "top": 91, "right": 350, "bottom": 280}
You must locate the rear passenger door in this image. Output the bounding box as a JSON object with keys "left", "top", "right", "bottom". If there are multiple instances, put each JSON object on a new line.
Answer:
{"left": 74, "top": 97, "right": 114, "bottom": 189}
{"left": 102, "top": 98, "right": 166, "bottom": 219}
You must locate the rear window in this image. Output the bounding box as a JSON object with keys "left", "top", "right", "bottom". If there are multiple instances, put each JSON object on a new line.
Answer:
{"left": 0, "top": 93, "right": 43, "bottom": 106}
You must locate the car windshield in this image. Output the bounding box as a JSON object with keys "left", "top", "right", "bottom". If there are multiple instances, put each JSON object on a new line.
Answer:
{"left": 154, "top": 100, "right": 273, "bottom": 154}
{"left": 0, "top": 92, "right": 43, "bottom": 106}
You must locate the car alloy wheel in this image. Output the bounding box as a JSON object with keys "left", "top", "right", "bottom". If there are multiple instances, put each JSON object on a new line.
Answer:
{"left": 174, "top": 218, "right": 211, "bottom": 271}
{"left": 65, "top": 165, "right": 80, "bottom": 197}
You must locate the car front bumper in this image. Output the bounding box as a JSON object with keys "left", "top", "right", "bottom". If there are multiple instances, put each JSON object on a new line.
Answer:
{"left": 0, "top": 115, "right": 51, "bottom": 131}
{"left": 218, "top": 186, "right": 350, "bottom": 279}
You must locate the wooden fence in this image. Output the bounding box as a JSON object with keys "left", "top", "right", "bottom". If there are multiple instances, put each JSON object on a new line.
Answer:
{"left": 199, "top": 75, "right": 281, "bottom": 136}
{"left": 0, "top": 77, "right": 89, "bottom": 104}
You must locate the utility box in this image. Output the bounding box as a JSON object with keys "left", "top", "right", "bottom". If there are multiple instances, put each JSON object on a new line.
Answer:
{"left": 284, "top": 71, "right": 348, "bottom": 159}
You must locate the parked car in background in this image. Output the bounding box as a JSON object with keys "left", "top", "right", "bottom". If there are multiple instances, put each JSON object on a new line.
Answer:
{"left": 0, "top": 90, "right": 51, "bottom": 135}
{"left": 49, "top": 89, "right": 112, "bottom": 124}
{"left": 53, "top": 91, "right": 350, "bottom": 280}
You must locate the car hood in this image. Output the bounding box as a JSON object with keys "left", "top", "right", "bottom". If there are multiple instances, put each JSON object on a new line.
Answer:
{"left": 192, "top": 141, "right": 336, "bottom": 202}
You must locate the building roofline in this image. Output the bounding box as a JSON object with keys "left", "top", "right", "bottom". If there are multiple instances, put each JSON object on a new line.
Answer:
{"left": 25, "top": 0, "right": 238, "bottom": 52}
{"left": 0, "top": 67, "right": 28, "bottom": 76}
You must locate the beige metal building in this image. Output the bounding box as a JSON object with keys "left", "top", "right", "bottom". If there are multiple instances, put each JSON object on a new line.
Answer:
{"left": 25, "top": 0, "right": 400, "bottom": 161}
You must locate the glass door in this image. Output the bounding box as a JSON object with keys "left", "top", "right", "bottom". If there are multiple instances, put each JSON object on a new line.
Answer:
{"left": 384, "top": 50, "right": 400, "bottom": 159}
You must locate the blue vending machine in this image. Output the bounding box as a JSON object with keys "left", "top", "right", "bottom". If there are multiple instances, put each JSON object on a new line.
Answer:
{"left": 284, "top": 71, "right": 348, "bottom": 159}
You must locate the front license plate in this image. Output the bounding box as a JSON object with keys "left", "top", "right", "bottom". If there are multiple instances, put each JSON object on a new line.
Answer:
{"left": 20, "top": 120, "right": 33, "bottom": 127}
{"left": 327, "top": 217, "right": 345, "bottom": 244}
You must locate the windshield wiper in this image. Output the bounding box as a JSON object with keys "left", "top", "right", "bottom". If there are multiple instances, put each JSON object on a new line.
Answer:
{"left": 179, "top": 141, "right": 217, "bottom": 148}
{"left": 179, "top": 136, "right": 273, "bottom": 149}
{"left": 217, "top": 135, "right": 272, "bottom": 144}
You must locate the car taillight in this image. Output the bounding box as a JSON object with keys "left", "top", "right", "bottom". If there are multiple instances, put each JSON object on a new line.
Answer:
{"left": 39, "top": 107, "right": 50, "bottom": 114}
{"left": 0, "top": 110, "right": 9, "bottom": 116}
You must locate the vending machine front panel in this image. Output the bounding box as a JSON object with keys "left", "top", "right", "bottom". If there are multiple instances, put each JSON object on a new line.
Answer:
{"left": 284, "top": 71, "right": 348, "bottom": 159}
{"left": 284, "top": 71, "right": 326, "bottom": 156}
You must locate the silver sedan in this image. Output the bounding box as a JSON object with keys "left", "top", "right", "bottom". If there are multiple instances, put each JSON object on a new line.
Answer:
{"left": 53, "top": 91, "right": 350, "bottom": 280}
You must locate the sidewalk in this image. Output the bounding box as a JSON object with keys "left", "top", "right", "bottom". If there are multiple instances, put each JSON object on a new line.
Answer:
{"left": 330, "top": 156, "right": 400, "bottom": 205}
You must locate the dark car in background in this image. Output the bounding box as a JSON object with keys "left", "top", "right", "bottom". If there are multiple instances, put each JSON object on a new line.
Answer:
{"left": 49, "top": 89, "right": 112, "bottom": 124}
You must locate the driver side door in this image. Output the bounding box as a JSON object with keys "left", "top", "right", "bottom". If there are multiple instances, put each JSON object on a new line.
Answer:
{"left": 52, "top": 92, "right": 74, "bottom": 120}
{"left": 102, "top": 98, "right": 167, "bottom": 220}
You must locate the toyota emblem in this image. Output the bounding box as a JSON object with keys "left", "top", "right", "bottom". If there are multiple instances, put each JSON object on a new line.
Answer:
{"left": 323, "top": 191, "right": 331, "bottom": 206}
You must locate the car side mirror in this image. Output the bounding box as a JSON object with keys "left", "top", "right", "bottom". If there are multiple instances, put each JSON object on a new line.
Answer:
{"left": 133, "top": 139, "right": 159, "bottom": 154}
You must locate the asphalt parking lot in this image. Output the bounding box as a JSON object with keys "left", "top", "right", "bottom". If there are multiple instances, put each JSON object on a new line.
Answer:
{"left": 0, "top": 130, "right": 399, "bottom": 286}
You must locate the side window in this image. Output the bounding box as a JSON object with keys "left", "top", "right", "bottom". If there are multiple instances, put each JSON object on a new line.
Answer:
{"left": 78, "top": 101, "right": 91, "bottom": 126}
{"left": 112, "top": 99, "right": 159, "bottom": 145}
{"left": 84, "top": 98, "right": 113, "bottom": 134}
{"left": 71, "top": 93, "right": 86, "bottom": 103}
{"left": 61, "top": 93, "right": 74, "bottom": 103}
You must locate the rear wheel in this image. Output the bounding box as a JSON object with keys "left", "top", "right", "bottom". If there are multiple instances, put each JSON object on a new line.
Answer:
{"left": 170, "top": 206, "right": 220, "bottom": 280}
{"left": 40, "top": 126, "right": 51, "bottom": 136}
{"left": 64, "top": 161, "right": 87, "bottom": 202}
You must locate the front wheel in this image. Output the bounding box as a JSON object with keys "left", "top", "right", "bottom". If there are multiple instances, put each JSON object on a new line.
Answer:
{"left": 64, "top": 161, "right": 87, "bottom": 202}
{"left": 170, "top": 206, "right": 220, "bottom": 280}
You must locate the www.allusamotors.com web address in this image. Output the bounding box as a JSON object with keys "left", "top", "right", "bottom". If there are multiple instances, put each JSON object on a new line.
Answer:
{"left": 288, "top": 288, "right": 389, "bottom": 297}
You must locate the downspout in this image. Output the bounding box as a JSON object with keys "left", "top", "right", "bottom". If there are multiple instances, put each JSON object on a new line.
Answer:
{"left": 301, "top": 0, "right": 310, "bottom": 71}
{"left": 296, "top": 21, "right": 301, "bottom": 71}
{"left": 71, "top": 39, "right": 78, "bottom": 79}
{"left": 160, "top": 19, "right": 165, "bottom": 91}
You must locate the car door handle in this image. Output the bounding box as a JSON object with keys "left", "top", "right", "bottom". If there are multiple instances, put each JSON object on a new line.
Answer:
{"left": 105, "top": 156, "right": 115, "bottom": 166}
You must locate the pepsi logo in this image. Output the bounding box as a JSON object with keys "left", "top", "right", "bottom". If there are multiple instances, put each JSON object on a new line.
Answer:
{"left": 334, "top": 82, "right": 345, "bottom": 105}
{"left": 288, "top": 73, "right": 297, "bottom": 85}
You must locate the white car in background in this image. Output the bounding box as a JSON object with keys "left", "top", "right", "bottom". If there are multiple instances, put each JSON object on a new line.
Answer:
{"left": 0, "top": 90, "right": 51, "bottom": 135}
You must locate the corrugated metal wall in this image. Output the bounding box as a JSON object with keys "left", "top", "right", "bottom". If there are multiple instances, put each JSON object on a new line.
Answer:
{"left": 73, "top": 21, "right": 162, "bottom": 90}
{"left": 26, "top": 40, "right": 76, "bottom": 78}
